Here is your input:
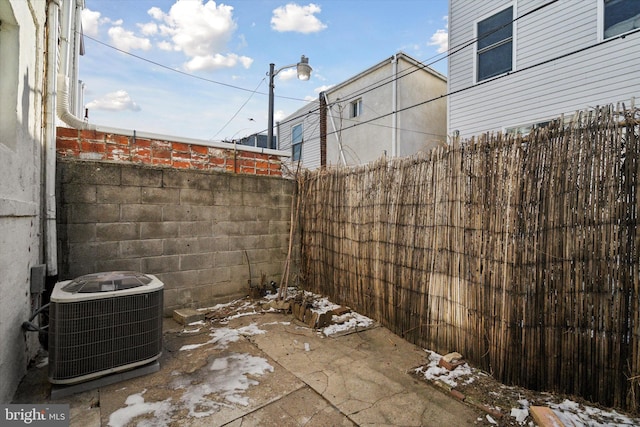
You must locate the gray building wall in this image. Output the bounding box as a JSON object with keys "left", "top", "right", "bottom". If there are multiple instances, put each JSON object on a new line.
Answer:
{"left": 0, "top": 0, "right": 47, "bottom": 403}
{"left": 448, "top": 0, "right": 640, "bottom": 139}
{"left": 279, "top": 53, "right": 447, "bottom": 169}
{"left": 57, "top": 159, "right": 294, "bottom": 315}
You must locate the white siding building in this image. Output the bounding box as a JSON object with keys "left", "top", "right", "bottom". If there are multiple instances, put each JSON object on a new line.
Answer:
{"left": 279, "top": 52, "right": 447, "bottom": 169}
{"left": 448, "top": 0, "right": 640, "bottom": 139}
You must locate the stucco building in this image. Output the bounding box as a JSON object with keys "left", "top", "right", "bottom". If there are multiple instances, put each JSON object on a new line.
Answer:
{"left": 278, "top": 52, "right": 448, "bottom": 169}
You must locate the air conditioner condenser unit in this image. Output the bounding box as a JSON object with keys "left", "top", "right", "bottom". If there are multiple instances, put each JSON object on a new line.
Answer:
{"left": 48, "top": 271, "right": 164, "bottom": 385}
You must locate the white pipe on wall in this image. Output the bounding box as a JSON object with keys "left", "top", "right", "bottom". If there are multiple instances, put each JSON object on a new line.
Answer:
{"left": 44, "top": 0, "right": 93, "bottom": 278}
{"left": 391, "top": 54, "right": 398, "bottom": 158}
{"left": 57, "top": 74, "right": 94, "bottom": 130}
{"left": 44, "top": 0, "right": 60, "bottom": 276}
{"left": 57, "top": 0, "right": 93, "bottom": 130}
{"left": 324, "top": 92, "right": 347, "bottom": 166}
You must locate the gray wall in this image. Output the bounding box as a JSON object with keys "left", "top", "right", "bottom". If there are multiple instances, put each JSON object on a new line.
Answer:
{"left": 0, "top": 0, "right": 47, "bottom": 403}
{"left": 57, "top": 159, "right": 294, "bottom": 315}
{"left": 279, "top": 53, "right": 447, "bottom": 170}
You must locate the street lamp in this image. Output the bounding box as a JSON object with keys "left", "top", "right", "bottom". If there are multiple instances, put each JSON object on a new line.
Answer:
{"left": 267, "top": 55, "right": 312, "bottom": 150}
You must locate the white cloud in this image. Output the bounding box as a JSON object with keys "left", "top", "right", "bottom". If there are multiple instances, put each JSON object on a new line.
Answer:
{"left": 86, "top": 90, "right": 141, "bottom": 112}
{"left": 428, "top": 29, "right": 448, "bottom": 53}
{"left": 428, "top": 16, "right": 448, "bottom": 54}
{"left": 184, "top": 53, "right": 253, "bottom": 72}
{"left": 137, "top": 22, "right": 158, "bottom": 36}
{"left": 149, "top": 0, "right": 236, "bottom": 57}
{"left": 108, "top": 26, "right": 152, "bottom": 51}
{"left": 314, "top": 84, "right": 334, "bottom": 93}
{"left": 147, "top": 0, "right": 251, "bottom": 72}
{"left": 81, "top": 9, "right": 101, "bottom": 37}
{"left": 278, "top": 68, "right": 299, "bottom": 81}
{"left": 148, "top": 6, "right": 164, "bottom": 21}
{"left": 157, "top": 40, "right": 174, "bottom": 51}
{"left": 271, "top": 3, "right": 327, "bottom": 33}
{"left": 274, "top": 110, "right": 287, "bottom": 121}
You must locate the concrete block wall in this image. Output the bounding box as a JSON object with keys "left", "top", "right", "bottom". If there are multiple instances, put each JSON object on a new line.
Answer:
{"left": 56, "top": 158, "right": 294, "bottom": 315}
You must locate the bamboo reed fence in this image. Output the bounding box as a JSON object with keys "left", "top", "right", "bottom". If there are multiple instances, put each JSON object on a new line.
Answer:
{"left": 297, "top": 104, "right": 640, "bottom": 411}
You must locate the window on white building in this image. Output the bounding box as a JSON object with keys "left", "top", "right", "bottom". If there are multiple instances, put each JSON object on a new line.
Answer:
{"left": 477, "top": 6, "right": 513, "bottom": 82}
{"left": 350, "top": 99, "right": 362, "bottom": 118}
{"left": 505, "top": 120, "right": 552, "bottom": 137}
{"left": 292, "top": 123, "right": 303, "bottom": 161}
{"left": 603, "top": 0, "right": 640, "bottom": 39}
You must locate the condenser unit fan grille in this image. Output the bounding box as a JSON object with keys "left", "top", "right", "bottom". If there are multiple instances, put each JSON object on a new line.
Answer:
{"left": 49, "top": 290, "right": 163, "bottom": 383}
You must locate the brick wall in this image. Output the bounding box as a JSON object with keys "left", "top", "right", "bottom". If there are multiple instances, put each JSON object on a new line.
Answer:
{"left": 56, "top": 127, "right": 284, "bottom": 176}
{"left": 56, "top": 158, "right": 294, "bottom": 315}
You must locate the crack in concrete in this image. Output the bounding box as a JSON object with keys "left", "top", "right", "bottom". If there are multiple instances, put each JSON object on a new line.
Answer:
{"left": 304, "top": 369, "right": 329, "bottom": 395}
{"left": 219, "top": 383, "right": 307, "bottom": 426}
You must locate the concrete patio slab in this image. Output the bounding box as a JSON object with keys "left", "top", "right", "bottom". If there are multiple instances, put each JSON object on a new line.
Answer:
{"left": 13, "top": 307, "right": 481, "bottom": 426}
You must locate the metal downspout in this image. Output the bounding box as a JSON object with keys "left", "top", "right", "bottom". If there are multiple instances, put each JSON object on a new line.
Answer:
{"left": 391, "top": 54, "right": 398, "bottom": 158}
{"left": 45, "top": 0, "right": 60, "bottom": 276}
{"left": 57, "top": 0, "right": 94, "bottom": 130}
{"left": 324, "top": 92, "right": 347, "bottom": 166}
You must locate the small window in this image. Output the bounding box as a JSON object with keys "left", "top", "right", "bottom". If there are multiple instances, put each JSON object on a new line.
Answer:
{"left": 477, "top": 6, "right": 513, "bottom": 82}
{"left": 291, "top": 123, "right": 303, "bottom": 161}
{"left": 603, "top": 0, "right": 640, "bottom": 39}
{"left": 506, "top": 120, "right": 554, "bottom": 137}
{"left": 350, "top": 99, "right": 362, "bottom": 118}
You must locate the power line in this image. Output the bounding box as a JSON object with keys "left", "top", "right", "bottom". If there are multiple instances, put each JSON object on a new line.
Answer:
{"left": 315, "top": 0, "right": 560, "bottom": 109}
{"left": 278, "top": 21, "right": 636, "bottom": 147}
{"left": 82, "top": 0, "right": 563, "bottom": 146}
{"left": 357, "top": 33, "right": 637, "bottom": 137}
{"left": 210, "top": 78, "right": 265, "bottom": 140}
{"left": 81, "top": 33, "right": 310, "bottom": 103}
{"left": 272, "top": 0, "right": 567, "bottom": 133}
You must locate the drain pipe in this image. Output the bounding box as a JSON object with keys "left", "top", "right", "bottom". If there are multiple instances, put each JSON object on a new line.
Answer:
{"left": 58, "top": 0, "right": 94, "bottom": 130}
{"left": 391, "top": 53, "right": 398, "bottom": 158}
{"left": 324, "top": 92, "right": 347, "bottom": 166}
{"left": 44, "top": 0, "right": 92, "bottom": 277}
{"left": 44, "top": 0, "right": 60, "bottom": 277}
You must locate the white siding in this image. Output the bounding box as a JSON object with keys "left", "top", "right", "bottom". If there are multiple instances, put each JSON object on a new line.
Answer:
{"left": 449, "top": 0, "right": 640, "bottom": 138}
{"left": 277, "top": 101, "right": 322, "bottom": 170}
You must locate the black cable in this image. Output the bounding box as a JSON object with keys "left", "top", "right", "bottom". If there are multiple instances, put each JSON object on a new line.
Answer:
{"left": 22, "top": 303, "right": 50, "bottom": 332}
{"left": 81, "top": 33, "right": 309, "bottom": 103}
{"left": 273, "top": 0, "right": 561, "bottom": 131}
{"left": 275, "top": 3, "right": 636, "bottom": 144}
{"left": 211, "top": 78, "right": 265, "bottom": 140}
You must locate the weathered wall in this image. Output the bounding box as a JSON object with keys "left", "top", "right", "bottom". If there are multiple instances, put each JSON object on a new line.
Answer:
{"left": 56, "top": 127, "right": 284, "bottom": 176}
{"left": 0, "top": 0, "right": 47, "bottom": 403}
{"left": 57, "top": 159, "right": 294, "bottom": 315}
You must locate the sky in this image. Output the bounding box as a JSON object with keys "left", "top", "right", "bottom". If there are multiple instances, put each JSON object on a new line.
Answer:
{"left": 80, "top": 0, "right": 449, "bottom": 143}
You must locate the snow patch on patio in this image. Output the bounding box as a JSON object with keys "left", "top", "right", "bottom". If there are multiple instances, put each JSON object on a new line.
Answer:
{"left": 107, "top": 390, "right": 172, "bottom": 427}
{"left": 108, "top": 351, "right": 274, "bottom": 425}
{"left": 179, "top": 322, "right": 266, "bottom": 351}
